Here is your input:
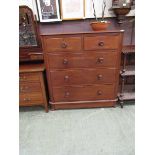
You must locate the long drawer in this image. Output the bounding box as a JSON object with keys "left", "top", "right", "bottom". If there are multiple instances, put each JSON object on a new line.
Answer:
{"left": 84, "top": 34, "right": 120, "bottom": 50}
{"left": 50, "top": 68, "right": 117, "bottom": 86}
{"left": 43, "top": 36, "right": 82, "bottom": 52}
{"left": 47, "top": 52, "right": 118, "bottom": 69}
{"left": 53, "top": 84, "right": 116, "bottom": 102}
{"left": 19, "top": 82, "right": 42, "bottom": 93}
{"left": 19, "top": 92, "right": 44, "bottom": 106}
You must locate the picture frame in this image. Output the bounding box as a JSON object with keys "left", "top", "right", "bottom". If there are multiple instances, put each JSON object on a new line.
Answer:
{"left": 60, "top": 0, "right": 85, "bottom": 20}
{"left": 36, "top": 0, "right": 61, "bottom": 22}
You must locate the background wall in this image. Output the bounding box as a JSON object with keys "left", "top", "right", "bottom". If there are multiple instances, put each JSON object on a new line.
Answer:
{"left": 19, "top": 0, "right": 39, "bottom": 20}
{"left": 19, "top": 0, "right": 135, "bottom": 21}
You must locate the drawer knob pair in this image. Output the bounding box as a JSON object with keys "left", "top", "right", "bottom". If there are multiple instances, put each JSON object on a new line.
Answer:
{"left": 98, "top": 41, "right": 104, "bottom": 47}
{"left": 61, "top": 42, "right": 68, "bottom": 48}
{"left": 20, "top": 86, "right": 29, "bottom": 92}
{"left": 64, "top": 75, "right": 69, "bottom": 81}
{"left": 63, "top": 59, "right": 68, "bottom": 65}
{"left": 97, "top": 57, "right": 104, "bottom": 63}
{"left": 64, "top": 92, "right": 70, "bottom": 97}
{"left": 23, "top": 98, "right": 31, "bottom": 101}
{"left": 97, "top": 74, "right": 103, "bottom": 80}
{"left": 20, "top": 76, "right": 26, "bottom": 80}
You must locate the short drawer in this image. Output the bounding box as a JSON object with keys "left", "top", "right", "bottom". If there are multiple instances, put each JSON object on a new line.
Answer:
{"left": 19, "top": 82, "right": 42, "bottom": 93}
{"left": 19, "top": 73, "right": 40, "bottom": 82}
{"left": 19, "top": 92, "right": 44, "bottom": 106}
{"left": 47, "top": 52, "right": 118, "bottom": 69}
{"left": 53, "top": 84, "right": 116, "bottom": 102}
{"left": 51, "top": 68, "right": 117, "bottom": 86}
{"left": 43, "top": 36, "right": 82, "bottom": 52}
{"left": 84, "top": 34, "right": 120, "bottom": 50}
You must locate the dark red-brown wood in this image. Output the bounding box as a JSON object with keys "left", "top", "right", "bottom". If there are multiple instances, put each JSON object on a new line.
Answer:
{"left": 41, "top": 29, "right": 124, "bottom": 110}
{"left": 19, "top": 6, "right": 43, "bottom": 62}
{"left": 19, "top": 63, "right": 48, "bottom": 112}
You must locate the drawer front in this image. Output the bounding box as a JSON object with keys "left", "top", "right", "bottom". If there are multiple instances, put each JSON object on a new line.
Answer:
{"left": 47, "top": 52, "right": 118, "bottom": 69}
{"left": 19, "top": 73, "right": 40, "bottom": 82}
{"left": 84, "top": 34, "right": 120, "bottom": 50}
{"left": 51, "top": 68, "right": 116, "bottom": 86}
{"left": 43, "top": 36, "right": 82, "bottom": 52}
{"left": 19, "top": 92, "right": 44, "bottom": 106}
{"left": 53, "top": 84, "right": 116, "bottom": 102}
{"left": 19, "top": 82, "right": 42, "bottom": 93}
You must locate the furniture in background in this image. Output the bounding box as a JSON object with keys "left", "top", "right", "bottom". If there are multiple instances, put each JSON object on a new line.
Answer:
{"left": 40, "top": 22, "right": 124, "bottom": 110}
{"left": 111, "top": 0, "right": 134, "bottom": 23}
{"left": 19, "top": 6, "right": 43, "bottom": 62}
{"left": 119, "top": 46, "right": 135, "bottom": 108}
{"left": 19, "top": 64, "right": 48, "bottom": 112}
{"left": 19, "top": 6, "right": 48, "bottom": 112}
{"left": 118, "top": 17, "right": 135, "bottom": 107}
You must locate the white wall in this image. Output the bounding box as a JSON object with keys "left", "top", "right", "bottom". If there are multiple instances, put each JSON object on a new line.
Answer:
{"left": 84, "top": 0, "right": 135, "bottom": 18}
{"left": 19, "top": 0, "right": 39, "bottom": 20}
{"left": 19, "top": 0, "right": 134, "bottom": 21}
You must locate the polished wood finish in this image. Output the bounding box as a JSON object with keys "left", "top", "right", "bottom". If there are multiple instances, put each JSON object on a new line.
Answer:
{"left": 19, "top": 92, "right": 44, "bottom": 106}
{"left": 50, "top": 68, "right": 117, "bottom": 86}
{"left": 43, "top": 36, "right": 82, "bottom": 52}
{"left": 19, "top": 64, "right": 48, "bottom": 112}
{"left": 19, "top": 72, "right": 40, "bottom": 82}
{"left": 84, "top": 34, "right": 120, "bottom": 50}
{"left": 20, "top": 82, "right": 42, "bottom": 93}
{"left": 51, "top": 100, "right": 117, "bottom": 110}
{"left": 47, "top": 52, "right": 118, "bottom": 69}
{"left": 52, "top": 84, "right": 116, "bottom": 102}
{"left": 39, "top": 17, "right": 134, "bottom": 46}
{"left": 41, "top": 22, "right": 123, "bottom": 110}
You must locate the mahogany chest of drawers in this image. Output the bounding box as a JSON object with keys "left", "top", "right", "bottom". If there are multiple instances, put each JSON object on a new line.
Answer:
{"left": 19, "top": 64, "right": 48, "bottom": 112}
{"left": 41, "top": 31, "right": 123, "bottom": 110}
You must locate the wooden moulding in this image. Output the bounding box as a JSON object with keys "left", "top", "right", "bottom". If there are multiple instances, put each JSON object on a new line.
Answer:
{"left": 49, "top": 99, "right": 117, "bottom": 110}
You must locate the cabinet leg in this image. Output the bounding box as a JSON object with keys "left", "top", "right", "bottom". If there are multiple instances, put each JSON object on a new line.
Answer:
{"left": 51, "top": 105, "right": 55, "bottom": 111}
{"left": 120, "top": 100, "right": 124, "bottom": 108}
{"left": 44, "top": 103, "right": 49, "bottom": 113}
{"left": 45, "top": 106, "right": 48, "bottom": 113}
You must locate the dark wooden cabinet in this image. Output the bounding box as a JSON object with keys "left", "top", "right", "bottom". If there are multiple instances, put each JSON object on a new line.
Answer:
{"left": 19, "top": 6, "right": 43, "bottom": 62}
{"left": 19, "top": 64, "right": 48, "bottom": 112}
{"left": 41, "top": 30, "right": 124, "bottom": 110}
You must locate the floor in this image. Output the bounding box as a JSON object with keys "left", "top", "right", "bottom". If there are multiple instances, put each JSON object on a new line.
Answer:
{"left": 19, "top": 103, "right": 135, "bottom": 155}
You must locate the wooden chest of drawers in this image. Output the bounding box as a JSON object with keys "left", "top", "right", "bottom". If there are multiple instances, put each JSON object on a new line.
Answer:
{"left": 41, "top": 31, "right": 123, "bottom": 110}
{"left": 19, "top": 64, "right": 48, "bottom": 112}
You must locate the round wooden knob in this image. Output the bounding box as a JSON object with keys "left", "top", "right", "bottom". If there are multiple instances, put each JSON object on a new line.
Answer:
{"left": 64, "top": 92, "right": 70, "bottom": 97}
{"left": 97, "top": 74, "right": 103, "bottom": 80}
{"left": 61, "top": 42, "right": 67, "bottom": 48}
{"left": 19, "top": 76, "right": 26, "bottom": 81}
{"left": 63, "top": 59, "right": 68, "bottom": 65}
{"left": 97, "top": 90, "right": 103, "bottom": 95}
{"left": 64, "top": 75, "right": 69, "bottom": 81}
{"left": 97, "top": 57, "right": 104, "bottom": 63}
{"left": 98, "top": 41, "right": 104, "bottom": 46}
